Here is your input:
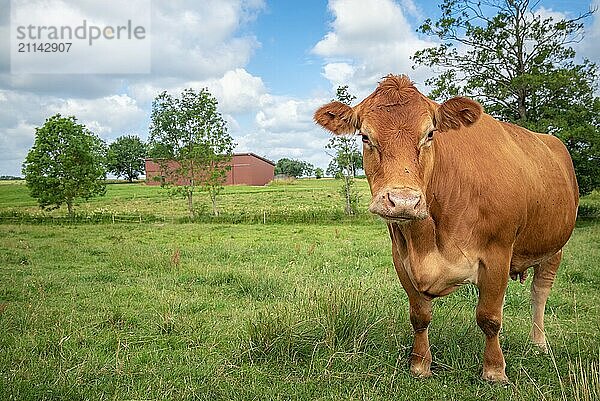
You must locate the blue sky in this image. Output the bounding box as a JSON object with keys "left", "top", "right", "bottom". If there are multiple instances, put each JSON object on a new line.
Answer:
{"left": 1, "top": 0, "right": 599, "bottom": 176}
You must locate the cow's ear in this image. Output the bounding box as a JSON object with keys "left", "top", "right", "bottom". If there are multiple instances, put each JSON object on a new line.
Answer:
{"left": 314, "top": 101, "right": 359, "bottom": 135}
{"left": 434, "top": 97, "right": 483, "bottom": 132}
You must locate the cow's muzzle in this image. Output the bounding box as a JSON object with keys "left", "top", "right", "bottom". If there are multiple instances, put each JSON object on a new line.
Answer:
{"left": 368, "top": 187, "right": 428, "bottom": 221}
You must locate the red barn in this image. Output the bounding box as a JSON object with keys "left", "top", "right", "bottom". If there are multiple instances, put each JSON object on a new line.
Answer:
{"left": 145, "top": 153, "right": 275, "bottom": 186}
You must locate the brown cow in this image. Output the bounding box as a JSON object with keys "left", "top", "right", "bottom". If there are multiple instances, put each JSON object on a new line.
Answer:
{"left": 314, "top": 75, "right": 578, "bottom": 382}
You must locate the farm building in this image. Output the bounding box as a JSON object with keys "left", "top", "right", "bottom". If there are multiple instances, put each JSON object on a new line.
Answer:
{"left": 145, "top": 153, "right": 275, "bottom": 186}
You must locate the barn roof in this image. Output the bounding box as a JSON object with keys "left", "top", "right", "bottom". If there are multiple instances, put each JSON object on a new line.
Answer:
{"left": 145, "top": 152, "right": 275, "bottom": 166}
{"left": 234, "top": 152, "right": 275, "bottom": 166}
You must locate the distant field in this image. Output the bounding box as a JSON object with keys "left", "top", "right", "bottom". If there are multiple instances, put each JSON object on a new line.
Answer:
{"left": 0, "top": 179, "right": 376, "bottom": 223}
{"left": 1, "top": 180, "right": 599, "bottom": 400}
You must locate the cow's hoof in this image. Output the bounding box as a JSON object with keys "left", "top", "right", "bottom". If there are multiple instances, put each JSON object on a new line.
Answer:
{"left": 533, "top": 341, "right": 548, "bottom": 354}
{"left": 482, "top": 370, "right": 509, "bottom": 384}
{"left": 531, "top": 333, "right": 548, "bottom": 353}
{"left": 410, "top": 364, "right": 432, "bottom": 378}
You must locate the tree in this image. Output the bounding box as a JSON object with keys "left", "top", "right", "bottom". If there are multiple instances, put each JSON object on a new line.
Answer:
{"left": 314, "top": 167, "right": 324, "bottom": 179}
{"left": 22, "top": 114, "right": 107, "bottom": 216}
{"left": 325, "top": 85, "right": 361, "bottom": 215}
{"left": 326, "top": 151, "right": 363, "bottom": 178}
{"left": 274, "top": 158, "right": 314, "bottom": 178}
{"left": 149, "top": 88, "right": 234, "bottom": 217}
{"left": 413, "top": 0, "right": 600, "bottom": 194}
{"left": 106, "top": 135, "right": 147, "bottom": 182}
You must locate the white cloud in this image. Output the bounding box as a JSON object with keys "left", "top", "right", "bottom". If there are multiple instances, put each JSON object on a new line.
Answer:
{"left": 209, "top": 69, "right": 268, "bottom": 114}
{"left": 126, "top": 69, "right": 332, "bottom": 168}
{"left": 313, "top": 0, "right": 436, "bottom": 97}
{"left": 149, "top": 0, "right": 263, "bottom": 80}
{"left": 0, "top": 90, "right": 50, "bottom": 175}
{"left": 526, "top": 5, "right": 600, "bottom": 74}
{"left": 129, "top": 68, "right": 268, "bottom": 114}
{"left": 534, "top": 6, "right": 568, "bottom": 22}
{"left": 1, "top": 0, "right": 264, "bottom": 95}
{"left": 255, "top": 95, "right": 325, "bottom": 133}
{"left": 322, "top": 63, "right": 356, "bottom": 85}
{"left": 47, "top": 94, "right": 146, "bottom": 139}
{"left": 223, "top": 113, "right": 241, "bottom": 133}
{"left": 236, "top": 126, "right": 333, "bottom": 169}
{"left": 400, "top": 0, "right": 421, "bottom": 19}
{"left": 10, "top": 0, "right": 151, "bottom": 74}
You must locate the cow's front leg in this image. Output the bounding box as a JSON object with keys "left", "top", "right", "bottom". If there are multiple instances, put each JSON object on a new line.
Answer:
{"left": 389, "top": 224, "right": 433, "bottom": 377}
{"left": 476, "top": 252, "right": 510, "bottom": 383}
{"left": 393, "top": 255, "right": 432, "bottom": 376}
{"left": 397, "top": 266, "right": 433, "bottom": 376}
{"left": 408, "top": 294, "right": 432, "bottom": 377}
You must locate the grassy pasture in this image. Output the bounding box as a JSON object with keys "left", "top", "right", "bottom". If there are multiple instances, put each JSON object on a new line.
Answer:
{"left": 0, "top": 178, "right": 374, "bottom": 223}
{"left": 0, "top": 180, "right": 599, "bottom": 400}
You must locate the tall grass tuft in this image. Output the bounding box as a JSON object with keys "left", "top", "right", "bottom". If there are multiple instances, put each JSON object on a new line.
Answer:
{"left": 315, "top": 288, "right": 386, "bottom": 352}
{"left": 242, "top": 287, "right": 405, "bottom": 364}
{"left": 245, "top": 308, "right": 321, "bottom": 362}
{"left": 568, "top": 353, "right": 600, "bottom": 401}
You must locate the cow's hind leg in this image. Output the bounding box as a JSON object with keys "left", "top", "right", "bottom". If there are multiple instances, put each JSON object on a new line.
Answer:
{"left": 530, "top": 250, "right": 561, "bottom": 352}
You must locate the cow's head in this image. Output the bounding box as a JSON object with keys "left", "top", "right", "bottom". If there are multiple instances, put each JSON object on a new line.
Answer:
{"left": 314, "top": 74, "right": 482, "bottom": 222}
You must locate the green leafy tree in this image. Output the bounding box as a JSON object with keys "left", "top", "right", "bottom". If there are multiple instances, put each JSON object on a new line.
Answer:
{"left": 22, "top": 114, "right": 107, "bottom": 216}
{"left": 274, "top": 158, "right": 314, "bottom": 178}
{"left": 325, "top": 85, "right": 361, "bottom": 215}
{"left": 314, "top": 167, "right": 324, "bottom": 179}
{"left": 107, "top": 135, "right": 147, "bottom": 182}
{"left": 326, "top": 151, "right": 363, "bottom": 178}
{"left": 413, "top": 0, "right": 600, "bottom": 194}
{"left": 149, "top": 88, "right": 234, "bottom": 217}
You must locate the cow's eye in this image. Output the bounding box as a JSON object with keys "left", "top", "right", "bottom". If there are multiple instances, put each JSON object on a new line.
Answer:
{"left": 361, "top": 134, "right": 370, "bottom": 144}
{"left": 419, "top": 129, "right": 437, "bottom": 148}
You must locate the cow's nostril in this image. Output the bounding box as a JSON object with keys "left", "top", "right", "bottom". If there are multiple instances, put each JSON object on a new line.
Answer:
{"left": 413, "top": 196, "right": 422, "bottom": 209}
{"left": 386, "top": 192, "right": 396, "bottom": 208}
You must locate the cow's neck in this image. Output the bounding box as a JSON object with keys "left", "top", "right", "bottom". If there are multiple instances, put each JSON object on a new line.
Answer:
{"left": 390, "top": 218, "right": 439, "bottom": 291}
{"left": 391, "top": 209, "right": 478, "bottom": 296}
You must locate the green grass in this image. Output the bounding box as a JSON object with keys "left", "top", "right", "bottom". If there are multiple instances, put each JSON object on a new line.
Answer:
{"left": 0, "top": 181, "right": 599, "bottom": 400}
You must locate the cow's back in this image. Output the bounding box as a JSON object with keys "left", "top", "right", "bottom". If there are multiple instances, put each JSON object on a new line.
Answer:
{"left": 430, "top": 115, "right": 578, "bottom": 270}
